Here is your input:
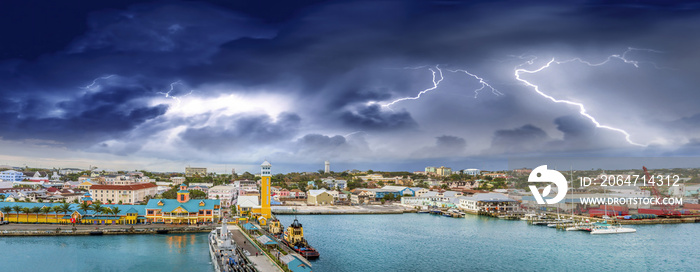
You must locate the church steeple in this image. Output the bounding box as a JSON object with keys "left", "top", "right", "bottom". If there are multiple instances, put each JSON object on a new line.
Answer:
{"left": 177, "top": 183, "right": 190, "bottom": 203}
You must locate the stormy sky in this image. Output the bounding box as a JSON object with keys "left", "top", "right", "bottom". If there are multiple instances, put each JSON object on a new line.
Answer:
{"left": 2, "top": 0, "right": 700, "bottom": 173}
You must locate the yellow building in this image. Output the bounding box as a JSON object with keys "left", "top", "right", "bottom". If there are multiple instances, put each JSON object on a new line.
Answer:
{"left": 307, "top": 189, "right": 333, "bottom": 205}
{"left": 437, "top": 166, "right": 452, "bottom": 176}
{"left": 145, "top": 184, "right": 221, "bottom": 224}
{"left": 248, "top": 161, "right": 272, "bottom": 225}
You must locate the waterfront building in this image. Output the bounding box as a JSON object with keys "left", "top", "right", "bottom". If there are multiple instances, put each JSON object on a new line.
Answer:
{"left": 0, "top": 170, "right": 24, "bottom": 182}
{"left": 290, "top": 189, "right": 305, "bottom": 198}
{"left": 381, "top": 186, "right": 413, "bottom": 196}
{"left": 457, "top": 193, "right": 519, "bottom": 214}
{"left": 89, "top": 183, "right": 158, "bottom": 204}
{"left": 409, "top": 187, "right": 429, "bottom": 197}
{"left": 236, "top": 195, "right": 260, "bottom": 216}
{"left": 208, "top": 185, "right": 236, "bottom": 207}
{"left": 185, "top": 167, "right": 207, "bottom": 177}
{"left": 145, "top": 183, "right": 221, "bottom": 224}
{"left": 278, "top": 189, "right": 290, "bottom": 198}
{"left": 307, "top": 189, "right": 333, "bottom": 205}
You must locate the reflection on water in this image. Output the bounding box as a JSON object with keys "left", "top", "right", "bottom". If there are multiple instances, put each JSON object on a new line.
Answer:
{"left": 0, "top": 233, "right": 214, "bottom": 272}
{"left": 166, "top": 234, "right": 199, "bottom": 253}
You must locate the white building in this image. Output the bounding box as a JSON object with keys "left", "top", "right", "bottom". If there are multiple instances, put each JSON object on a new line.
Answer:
{"left": 324, "top": 160, "right": 330, "bottom": 174}
{"left": 458, "top": 193, "right": 519, "bottom": 214}
{"left": 208, "top": 185, "right": 236, "bottom": 207}
{"left": 463, "top": 169, "right": 481, "bottom": 176}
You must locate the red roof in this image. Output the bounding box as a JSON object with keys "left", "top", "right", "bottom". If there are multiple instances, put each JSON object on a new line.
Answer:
{"left": 90, "top": 183, "right": 157, "bottom": 191}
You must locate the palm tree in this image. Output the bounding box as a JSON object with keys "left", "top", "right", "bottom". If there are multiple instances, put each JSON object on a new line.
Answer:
{"left": 11, "top": 205, "right": 21, "bottom": 223}
{"left": 61, "top": 203, "right": 74, "bottom": 224}
{"left": 92, "top": 203, "right": 103, "bottom": 216}
{"left": 1, "top": 206, "right": 11, "bottom": 222}
{"left": 21, "top": 207, "right": 31, "bottom": 223}
{"left": 31, "top": 206, "right": 41, "bottom": 223}
{"left": 78, "top": 202, "right": 91, "bottom": 215}
{"left": 40, "top": 206, "right": 51, "bottom": 223}
{"left": 110, "top": 207, "right": 121, "bottom": 224}
{"left": 52, "top": 205, "right": 62, "bottom": 223}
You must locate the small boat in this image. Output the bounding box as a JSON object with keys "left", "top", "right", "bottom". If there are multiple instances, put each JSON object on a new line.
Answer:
{"left": 590, "top": 224, "right": 636, "bottom": 235}
{"left": 89, "top": 231, "right": 103, "bottom": 235}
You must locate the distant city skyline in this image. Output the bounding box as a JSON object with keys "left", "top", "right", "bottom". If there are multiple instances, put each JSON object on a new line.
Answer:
{"left": 1, "top": 1, "right": 700, "bottom": 173}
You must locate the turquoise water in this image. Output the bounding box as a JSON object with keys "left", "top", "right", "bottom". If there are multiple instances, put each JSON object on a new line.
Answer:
{"left": 1, "top": 215, "right": 697, "bottom": 271}
{"left": 0, "top": 233, "right": 213, "bottom": 272}
{"left": 277, "top": 214, "right": 700, "bottom": 272}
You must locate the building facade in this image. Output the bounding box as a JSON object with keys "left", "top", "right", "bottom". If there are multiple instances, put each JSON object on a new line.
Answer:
{"left": 145, "top": 184, "right": 221, "bottom": 224}
{"left": 208, "top": 185, "right": 236, "bottom": 207}
{"left": 0, "top": 170, "right": 24, "bottom": 182}
{"left": 89, "top": 183, "right": 158, "bottom": 204}
{"left": 185, "top": 167, "right": 207, "bottom": 177}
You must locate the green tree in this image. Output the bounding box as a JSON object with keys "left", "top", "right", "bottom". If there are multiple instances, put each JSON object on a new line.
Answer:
{"left": 52, "top": 205, "right": 62, "bottom": 223}
{"left": 78, "top": 202, "right": 91, "bottom": 215}
{"left": 189, "top": 190, "right": 207, "bottom": 199}
{"left": 31, "top": 206, "right": 41, "bottom": 223}
{"left": 1, "top": 206, "right": 11, "bottom": 221}
{"left": 12, "top": 205, "right": 21, "bottom": 222}
{"left": 21, "top": 207, "right": 31, "bottom": 222}
{"left": 40, "top": 206, "right": 51, "bottom": 223}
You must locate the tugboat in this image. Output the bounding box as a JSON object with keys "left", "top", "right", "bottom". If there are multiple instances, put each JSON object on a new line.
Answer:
{"left": 282, "top": 218, "right": 320, "bottom": 259}
{"left": 268, "top": 218, "right": 283, "bottom": 237}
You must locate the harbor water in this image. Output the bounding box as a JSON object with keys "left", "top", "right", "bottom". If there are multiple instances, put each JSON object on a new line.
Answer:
{"left": 277, "top": 213, "right": 699, "bottom": 272}
{"left": 1, "top": 214, "right": 698, "bottom": 271}
{"left": 0, "top": 233, "right": 213, "bottom": 272}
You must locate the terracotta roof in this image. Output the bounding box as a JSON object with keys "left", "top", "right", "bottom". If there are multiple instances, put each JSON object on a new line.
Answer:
{"left": 90, "top": 183, "right": 157, "bottom": 191}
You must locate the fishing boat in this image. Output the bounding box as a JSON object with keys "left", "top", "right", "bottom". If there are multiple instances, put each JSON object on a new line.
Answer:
{"left": 282, "top": 218, "right": 320, "bottom": 259}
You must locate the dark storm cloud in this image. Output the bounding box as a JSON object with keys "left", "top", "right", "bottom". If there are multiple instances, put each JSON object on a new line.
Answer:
{"left": 490, "top": 124, "right": 550, "bottom": 153}
{"left": 179, "top": 112, "right": 301, "bottom": 152}
{"left": 0, "top": 0, "right": 699, "bottom": 169}
{"left": 339, "top": 105, "right": 417, "bottom": 131}
{"left": 411, "top": 135, "right": 467, "bottom": 158}
{"left": 0, "top": 83, "right": 168, "bottom": 144}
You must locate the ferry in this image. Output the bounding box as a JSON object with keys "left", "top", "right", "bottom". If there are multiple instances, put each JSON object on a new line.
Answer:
{"left": 208, "top": 219, "right": 255, "bottom": 272}
{"left": 282, "top": 218, "right": 320, "bottom": 259}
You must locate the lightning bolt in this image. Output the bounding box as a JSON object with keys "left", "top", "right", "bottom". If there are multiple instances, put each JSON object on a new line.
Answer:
{"left": 514, "top": 47, "right": 662, "bottom": 147}
{"left": 81, "top": 75, "right": 116, "bottom": 90}
{"left": 446, "top": 68, "right": 503, "bottom": 98}
{"left": 381, "top": 65, "right": 501, "bottom": 107}
{"left": 344, "top": 131, "right": 367, "bottom": 138}
{"left": 382, "top": 65, "right": 444, "bottom": 108}
{"left": 157, "top": 80, "right": 194, "bottom": 107}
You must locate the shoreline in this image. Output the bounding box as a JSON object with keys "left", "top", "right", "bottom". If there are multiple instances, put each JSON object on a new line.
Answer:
{"left": 0, "top": 224, "right": 214, "bottom": 237}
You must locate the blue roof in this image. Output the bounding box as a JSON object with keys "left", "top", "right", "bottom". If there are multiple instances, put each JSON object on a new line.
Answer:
{"left": 287, "top": 256, "right": 312, "bottom": 272}
{"left": 0, "top": 203, "right": 147, "bottom": 216}
{"left": 242, "top": 223, "right": 258, "bottom": 230}
{"left": 145, "top": 198, "right": 220, "bottom": 212}
{"left": 177, "top": 190, "right": 189, "bottom": 193}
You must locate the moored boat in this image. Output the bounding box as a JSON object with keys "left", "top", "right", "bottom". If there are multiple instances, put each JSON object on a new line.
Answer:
{"left": 283, "top": 218, "right": 320, "bottom": 259}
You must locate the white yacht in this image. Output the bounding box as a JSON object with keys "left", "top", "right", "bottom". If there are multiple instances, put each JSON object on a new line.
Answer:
{"left": 590, "top": 223, "right": 636, "bottom": 234}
